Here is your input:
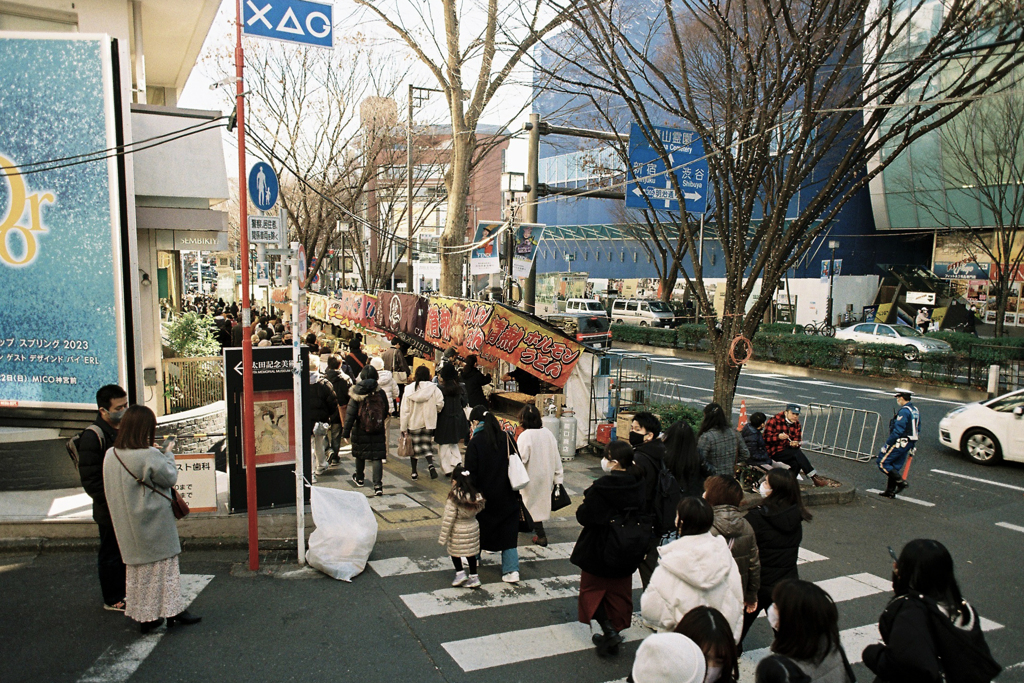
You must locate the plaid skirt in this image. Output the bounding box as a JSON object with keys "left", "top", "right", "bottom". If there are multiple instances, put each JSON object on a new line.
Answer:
{"left": 409, "top": 428, "right": 435, "bottom": 459}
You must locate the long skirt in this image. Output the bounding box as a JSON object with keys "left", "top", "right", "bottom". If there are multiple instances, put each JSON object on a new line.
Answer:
{"left": 438, "top": 443, "right": 461, "bottom": 474}
{"left": 125, "top": 555, "right": 184, "bottom": 623}
{"left": 577, "top": 570, "right": 634, "bottom": 632}
{"left": 409, "top": 428, "right": 435, "bottom": 458}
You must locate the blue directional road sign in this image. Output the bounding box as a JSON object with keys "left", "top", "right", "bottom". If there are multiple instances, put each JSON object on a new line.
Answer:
{"left": 626, "top": 123, "right": 709, "bottom": 214}
{"left": 248, "top": 162, "right": 279, "bottom": 212}
{"left": 243, "top": 0, "right": 334, "bottom": 49}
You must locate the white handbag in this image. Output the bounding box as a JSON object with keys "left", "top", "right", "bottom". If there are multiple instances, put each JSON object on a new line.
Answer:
{"left": 506, "top": 436, "right": 530, "bottom": 491}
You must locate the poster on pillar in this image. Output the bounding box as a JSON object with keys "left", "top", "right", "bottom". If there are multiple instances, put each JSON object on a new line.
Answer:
{"left": 511, "top": 223, "right": 545, "bottom": 279}
{"left": 470, "top": 221, "right": 502, "bottom": 275}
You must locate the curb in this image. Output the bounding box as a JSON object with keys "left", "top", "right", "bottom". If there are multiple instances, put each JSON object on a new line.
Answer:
{"left": 612, "top": 342, "right": 988, "bottom": 402}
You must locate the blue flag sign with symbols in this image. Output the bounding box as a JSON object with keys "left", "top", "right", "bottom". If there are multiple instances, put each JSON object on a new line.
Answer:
{"left": 626, "top": 123, "right": 709, "bottom": 214}
{"left": 248, "top": 162, "right": 279, "bottom": 212}
{"left": 243, "top": 0, "right": 334, "bottom": 48}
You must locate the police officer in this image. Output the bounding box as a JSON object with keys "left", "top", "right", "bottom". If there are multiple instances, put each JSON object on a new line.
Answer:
{"left": 877, "top": 388, "right": 920, "bottom": 498}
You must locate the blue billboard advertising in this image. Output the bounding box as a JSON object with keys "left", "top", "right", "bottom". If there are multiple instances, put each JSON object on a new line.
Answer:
{"left": 0, "top": 35, "right": 126, "bottom": 408}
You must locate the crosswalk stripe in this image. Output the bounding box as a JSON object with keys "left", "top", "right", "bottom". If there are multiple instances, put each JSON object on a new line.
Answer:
{"left": 739, "top": 615, "right": 1004, "bottom": 678}
{"left": 866, "top": 489, "right": 936, "bottom": 507}
{"left": 402, "top": 574, "right": 582, "bottom": 618}
{"left": 370, "top": 542, "right": 576, "bottom": 577}
{"left": 77, "top": 574, "right": 213, "bottom": 683}
{"left": 814, "top": 573, "right": 891, "bottom": 603}
{"left": 997, "top": 522, "right": 1024, "bottom": 534}
{"left": 797, "top": 547, "right": 828, "bottom": 565}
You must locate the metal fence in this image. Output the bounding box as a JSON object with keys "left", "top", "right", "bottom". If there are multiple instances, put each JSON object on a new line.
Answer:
{"left": 800, "top": 403, "right": 882, "bottom": 462}
{"left": 609, "top": 351, "right": 653, "bottom": 416}
{"left": 967, "top": 344, "right": 1024, "bottom": 393}
{"left": 162, "top": 357, "right": 224, "bottom": 415}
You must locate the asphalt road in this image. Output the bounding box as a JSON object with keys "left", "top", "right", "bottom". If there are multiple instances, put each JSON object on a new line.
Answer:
{"left": 2, "top": 352, "right": 1023, "bottom": 682}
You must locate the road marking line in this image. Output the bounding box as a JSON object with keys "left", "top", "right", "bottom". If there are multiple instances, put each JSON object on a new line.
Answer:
{"left": 814, "top": 573, "right": 891, "bottom": 603}
{"left": 798, "top": 547, "right": 828, "bottom": 564}
{"left": 370, "top": 542, "right": 575, "bottom": 577}
{"left": 401, "top": 575, "right": 582, "bottom": 618}
{"left": 866, "top": 489, "right": 936, "bottom": 507}
{"left": 77, "top": 574, "right": 213, "bottom": 683}
{"left": 931, "top": 469, "right": 1024, "bottom": 493}
{"left": 996, "top": 522, "right": 1024, "bottom": 533}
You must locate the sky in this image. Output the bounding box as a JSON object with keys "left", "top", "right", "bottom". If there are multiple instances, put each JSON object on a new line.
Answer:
{"left": 178, "top": 0, "right": 530, "bottom": 180}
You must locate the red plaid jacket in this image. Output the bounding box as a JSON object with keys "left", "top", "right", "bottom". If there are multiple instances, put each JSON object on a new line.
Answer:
{"left": 763, "top": 412, "right": 802, "bottom": 457}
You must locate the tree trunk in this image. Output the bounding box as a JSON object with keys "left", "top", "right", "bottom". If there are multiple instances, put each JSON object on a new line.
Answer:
{"left": 994, "top": 284, "right": 1009, "bottom": 338}
{"left": 711, "top": 334, "right": 742, "bottom": 416}
{"left": 660, "top": 271, "right": 678, "bottom": 302}
{"left": 440, "top": 132, "right": 474, "bottom": 297}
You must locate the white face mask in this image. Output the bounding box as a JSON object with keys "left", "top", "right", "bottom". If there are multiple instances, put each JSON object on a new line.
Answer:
{"left": 767, "top": 603, "right": 780, "bottom": 631}
{"left": 704, "top": 666, "right": 723, "bottom": 683}
{"left": 601, "top": 458, "right": 615, "bottom": 473}
{"left": 758, "top": 481, "right": 771, "bottom": 498}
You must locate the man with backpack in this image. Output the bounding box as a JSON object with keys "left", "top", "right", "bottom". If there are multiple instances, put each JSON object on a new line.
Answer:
{"left": 343, "top": 365, "right": 390, "bottom": 496}
{"left": 305, "top": 356, "right": 343, "bottom": 479}
{"left": 626, "top": 411, "right": 681, "bottom": 589}
{"left": 322, "top": 355, "right": 352, "bottom": 465}
{"left": 75, "top": 384, "right": 129, "bottom": 612}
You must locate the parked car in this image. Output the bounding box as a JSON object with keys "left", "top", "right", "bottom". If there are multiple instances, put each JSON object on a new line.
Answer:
{"left": 938, "top": 389, "right": 1024, "bottom": 465}
{"left": 564, "top": 298, "right": 609, "bottom": 319}
{"left": 833, "top": 322, "right": 952, "bottom": 360}
{"left": 610, "top": 298, "right": 676, "bottom": 327}
{"left": 544, "top": 313, "right": 612, "bottom": 349}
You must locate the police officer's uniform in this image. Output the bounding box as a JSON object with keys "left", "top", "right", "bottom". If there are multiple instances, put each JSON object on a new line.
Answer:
{"left": 877, "top": 388, "right": 920, "bottom": 498}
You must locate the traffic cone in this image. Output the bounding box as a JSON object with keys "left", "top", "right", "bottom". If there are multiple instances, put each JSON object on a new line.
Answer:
{"left": 737, "top": 400, "right": 748, "bottom": 431}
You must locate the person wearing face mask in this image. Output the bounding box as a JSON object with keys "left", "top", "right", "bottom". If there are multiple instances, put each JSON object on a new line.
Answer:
{"left": 768, "top": 580, "right": 855, "bottom": 682}
{"left": 571, "top": 441, "right": 644, "bottom": 657}
{"left": 674, "top": 606, "right": 740, "bottom": 683}
{"left": 625, "top": 411, "right": 669, "bottom": 588}
{"left": 740, "top": 469, "right": 813, "bottom": 650}
{"left": 77, "top": 384, "right": 129, "bottom": 612}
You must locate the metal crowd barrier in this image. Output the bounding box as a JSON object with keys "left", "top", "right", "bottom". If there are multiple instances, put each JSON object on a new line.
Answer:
{"left": 800, "top": 403, "right": 881, "bottom": 462}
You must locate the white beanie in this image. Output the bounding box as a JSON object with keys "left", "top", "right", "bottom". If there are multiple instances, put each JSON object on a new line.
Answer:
{"left": 631, "top": 633, "right": 705, "bottom": 683}
{"left": 370, "top": 356, "right": 385, "bottom": 371}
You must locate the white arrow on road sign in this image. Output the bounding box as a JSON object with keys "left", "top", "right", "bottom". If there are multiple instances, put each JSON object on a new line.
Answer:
{"left": 234, "top": 361, "right": 244, "bottom": 376}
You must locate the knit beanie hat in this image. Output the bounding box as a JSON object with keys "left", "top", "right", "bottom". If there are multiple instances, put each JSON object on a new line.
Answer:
{"left": 631, "top": 633, "right": 705, "bottom": 683}
{"left": 370, "top": 356, "right": 385, "bottom": 371}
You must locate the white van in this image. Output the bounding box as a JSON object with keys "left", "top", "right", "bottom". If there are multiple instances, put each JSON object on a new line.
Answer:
{"left": 611, "top": 298, "right": 676, "bottom": 327}
{"left": 564, "top": 298, "right": 608, "bottom": 317}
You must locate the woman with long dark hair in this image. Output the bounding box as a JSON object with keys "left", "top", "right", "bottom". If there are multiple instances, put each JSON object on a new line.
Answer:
{"left": 698, "top": 403, "right": 749, "bottom": 476}
{"left": 863, "top": 539, "right": 1001, "bottom": 682}
{"left": 459, "top": 354, "right": 492, "bottom": 410}
{"left": 769, "top": 580, "right": 855, "bottom": 682}
{"left": 674, "top": 606, "right": 740, "bottom": 683}
{"left": 663, "top": 420, "right": 705, "bottom": 497}
{"left": 103, "top": 405, "right": 201, "bottom": 633}
{"left": 464, "top": 405, "right": 521, "bottom": 583}
{"left": 434, "top": 362, "right": 470, "bottom": 475}
{"left": 740, "top": 469, "right": 812, "bottom": 648}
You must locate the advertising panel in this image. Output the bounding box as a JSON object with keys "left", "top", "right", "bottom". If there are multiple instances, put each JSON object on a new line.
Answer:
{"left": 511, "top": 223, "right": 545, "bottom": 279}
{"left": 0, "top": 35, "right": 126, "bottom": 408}
{"left": 424, "top": 297, "right": 497, "bottom": 363}
{"left": 470, "top": 221, "right": 501, "bottom": 275}
{"left": 374, "top": 291, "right": 429, "bottom": 341}
{"left": 483, "top": 307, "right": 584, "bottom": 387}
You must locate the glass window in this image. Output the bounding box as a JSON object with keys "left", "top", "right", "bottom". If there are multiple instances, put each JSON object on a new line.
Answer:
{"left": 640, "top": 303, "right": 650, "bottom": 311}
{"left": 987, "top": 392, "right": 1024, "bottom": 413}
{"left": 647, "top": 301, "right": 672, "bottom": 312}
{"left": 876, "top": 325, "right": 897, "bottom": 337}
{"left": 853, "top": 324, "right": 874, "bottom": 333}
{"left": 585, "top": 301, "right": 604, "bottom": 311}
{"left": 893, "top": 325, "right": 923, "bottom": 337}
{"left": 626, "top": 301, "right": 638, "bottom": 312}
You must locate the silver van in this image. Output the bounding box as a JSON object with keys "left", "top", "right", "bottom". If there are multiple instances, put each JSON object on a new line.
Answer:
{"left": 611, "top": 298, "right": 676, "bottom": 327}
{"left": 564, "top": 298, "right": 608, "bottom": 318}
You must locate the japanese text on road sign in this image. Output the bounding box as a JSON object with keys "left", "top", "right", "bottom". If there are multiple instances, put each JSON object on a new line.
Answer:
{"left": 627, "top": 123, "right": 709, "bottom": 214}
{"left": 248, "top": 216, "right": 281, "bottom": 244}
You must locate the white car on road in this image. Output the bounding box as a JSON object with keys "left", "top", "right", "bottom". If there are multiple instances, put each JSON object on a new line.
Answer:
{"left": 938, "top": 389, "right": 1024, "bottom": 465}
{"left": 834, "top": 323, "right": 953, "bottom": 360}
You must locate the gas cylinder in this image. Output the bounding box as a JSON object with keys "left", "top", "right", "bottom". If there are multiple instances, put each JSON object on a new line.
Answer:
{"left": 558, "top": 408, "right": 578, "bottom": 461}
{"left": 542, "top": 400, "right": 561, "bottom": 443}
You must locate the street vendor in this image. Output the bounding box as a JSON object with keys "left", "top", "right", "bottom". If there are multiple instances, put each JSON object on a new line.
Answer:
{"left": 502, "top": 366, "right": 541, "bottom": 396}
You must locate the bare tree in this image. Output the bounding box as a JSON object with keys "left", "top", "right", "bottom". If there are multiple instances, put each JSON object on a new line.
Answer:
{"left": 904, "top": 87, "right": 1024, "bottom": 337}
{"left": 347, "top": 0, "right": 580, "bottom": 295}
{"left": 539, "top": 0, "right": 1024, "bottom": 411}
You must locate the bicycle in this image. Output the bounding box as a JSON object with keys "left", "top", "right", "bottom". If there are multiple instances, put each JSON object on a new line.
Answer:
{"left": 803, "top": 319, "right": 836, "bottom": 337}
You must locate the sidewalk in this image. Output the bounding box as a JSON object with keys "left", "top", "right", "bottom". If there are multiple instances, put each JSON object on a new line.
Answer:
{"left": 0, "top": 424, "right": 854, "bottom": 549}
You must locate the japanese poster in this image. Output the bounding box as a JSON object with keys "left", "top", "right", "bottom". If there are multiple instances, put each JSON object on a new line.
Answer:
{"left": 511, "top": 223, "right": 545, "bottom": 279}
{"left": 470, "top": 221, "right": 502, "bottom": 275}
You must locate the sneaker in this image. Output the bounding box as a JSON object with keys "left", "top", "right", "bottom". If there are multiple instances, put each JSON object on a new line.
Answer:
{"left": 103, "top": 600, "right": 126, "bottom": 612}
{"left": 411, "top": 471, "right": 418, "bottom": 480}
{"left": 351, "top": 473, "right": 365, "bottom": 487}
{"left": 501, "top": 571, "right": 520, "bottom": 584}
{"left": 314, "top": 465, "right": 327, "bottom": 477}
{"left": 464, "top": 574, "right": 481, "bottom": 589}
{"left": 327, "top": 455, "right": 341, "bottom": 466}
{"left": 373, "top": 485, "right": 383, "bottom": 497}
{"left": 451, "top": 570, "right": 468, "bottom": 587}
{"left": 428, "top": 464, "right": 438, "bottom": 479}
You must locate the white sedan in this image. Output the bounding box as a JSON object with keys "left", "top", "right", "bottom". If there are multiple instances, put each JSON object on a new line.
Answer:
{"left": 938, "top": 389, "right": 1024, "bottom": 465}
{"left": 834, "top": 322, "right": 953, "bottom": 360}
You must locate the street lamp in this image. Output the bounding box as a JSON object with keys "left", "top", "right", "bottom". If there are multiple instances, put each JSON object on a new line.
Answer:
{"left": 827, "top": 239, "right": 840, "bottom": 327}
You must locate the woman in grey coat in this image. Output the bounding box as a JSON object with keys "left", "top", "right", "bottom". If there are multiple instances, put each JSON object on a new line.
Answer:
{"left": 103, "top": 405, "right": 201, "bottom": 633}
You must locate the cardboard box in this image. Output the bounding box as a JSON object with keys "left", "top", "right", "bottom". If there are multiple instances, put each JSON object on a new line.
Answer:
{"left": 535, "top": 393, "right": 564, "bottom": 417}
{"left": 617, "top": 412, "right": 636, "bottom": 440}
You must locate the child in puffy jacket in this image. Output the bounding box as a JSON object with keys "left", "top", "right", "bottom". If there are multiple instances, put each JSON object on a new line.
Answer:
{"left": 438, "top": 467, "right": 486, "bottom": 589}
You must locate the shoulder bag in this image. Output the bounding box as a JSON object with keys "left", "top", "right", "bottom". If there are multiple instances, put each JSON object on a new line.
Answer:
{"left": 551, "top": 483, "right": 571, "bottom": 511}
{"left": 506, "top": 435, "right": 530, "bottom": 491}
{"left": 113, "top": 448, "right": 190, "bottom": 520}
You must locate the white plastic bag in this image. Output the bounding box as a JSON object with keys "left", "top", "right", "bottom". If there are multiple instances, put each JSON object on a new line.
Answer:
{"left": 305, "top": 485, "right": 378, "bottom": 581}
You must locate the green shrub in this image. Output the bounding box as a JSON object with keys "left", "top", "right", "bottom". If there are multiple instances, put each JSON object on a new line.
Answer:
{"left": 760, "top": 323, "right": 804, "bottom": 335}
{"left": 857, "top": 343, "right": 909, "bottom": 375}
{"left": 648, "top": 327, "right": 677, "bottom": 347}
{"left": 754, "top": 334, "right": 847, "bottom": 368}
{"left": 676, "top": 324, "right": 709, "bottom": 350}
{"left": 647, "top": 402, "right": 703, "bottom": 433}
{"left": 165, "top": 312, "right": 221, "bottom": 357}
{"left": 919, "top": 352, "right": 965, "bottom": 383}
{"left": 611, "top": 323, "right": 649, "bottom": 344}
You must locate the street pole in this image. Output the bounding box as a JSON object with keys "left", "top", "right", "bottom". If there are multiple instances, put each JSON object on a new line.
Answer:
{"left": 290, "top": 241, "right": 305, "bottom": 566}
{"left": 235, "top": 0, "right": 259, "bottom": 571}
{"left": 827, "top": 240, "right": 838, "bottom": 327}
{"left": 524, "top": 113, "right": 540, "bottom": 314}
{"left": 407, "top": 84, "right": 414, "bottom": 293}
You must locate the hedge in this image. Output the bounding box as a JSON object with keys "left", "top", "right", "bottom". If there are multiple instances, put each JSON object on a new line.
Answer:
{"left": 646, "top": 402, "right": 703, "bottom": 434}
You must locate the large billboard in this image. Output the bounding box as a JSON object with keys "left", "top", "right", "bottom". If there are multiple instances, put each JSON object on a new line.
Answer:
{"left": 0, "top": 34, "right": 127, "bottom": 408}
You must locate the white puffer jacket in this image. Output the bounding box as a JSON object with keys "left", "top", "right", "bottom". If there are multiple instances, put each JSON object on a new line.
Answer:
{"left": 640, "top": 531, "right": 745, "bottom": 640}
{"left": 400, "top": 380, "right": 444, "bottom": 432}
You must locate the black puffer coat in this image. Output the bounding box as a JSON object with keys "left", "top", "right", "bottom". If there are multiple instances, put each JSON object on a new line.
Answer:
{"left": 77, "top": 415, "right": 119, "bottom": 525}
{"left": 570, "top": 471, "right": 644, "bottom": 578}
{"left": 343, "top": 380, "right": 388, "bottom": 460}
{"left": 433, "top": 380, "right": 469, "bottom": 445}
{"left": 745, "top": 502, "right": 804, "bottom": 590}
{"left": 460, "top": 366, "right": 492, "bottom": 410}
{"left": 465, "top": 430, "right": 519, "bottom": 552}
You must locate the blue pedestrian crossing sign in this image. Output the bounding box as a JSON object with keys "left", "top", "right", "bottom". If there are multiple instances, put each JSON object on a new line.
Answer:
{"left": 243, "top": 0, "right": 334, "bottom": 49}
{"left": 626, "top": 123, "right": 709, "bottom": 214}
{"left": 248, "top": 162, "right": 279, "bottom": 212}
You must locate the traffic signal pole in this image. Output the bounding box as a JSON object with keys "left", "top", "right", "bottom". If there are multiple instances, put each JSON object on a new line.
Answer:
{"left": 235, "top": 0, "right": 259, "bottom": 571}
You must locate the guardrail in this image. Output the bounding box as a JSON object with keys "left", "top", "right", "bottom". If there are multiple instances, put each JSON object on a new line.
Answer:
{"left": 800, "top": 403, "right": 882, "bottom": 462}
{"left": 162, "top": 357, "right": 224, "bottom": 415}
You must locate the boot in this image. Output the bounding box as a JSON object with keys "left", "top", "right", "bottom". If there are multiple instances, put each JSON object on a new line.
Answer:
{"left": 593, "top": 619, "right": 623, "bottom": 656}
{"left": 411, "top": 458, "right": 418, "bottom": 480}
{"left": 878, "top": 472, "right": 899, "bottom": 498}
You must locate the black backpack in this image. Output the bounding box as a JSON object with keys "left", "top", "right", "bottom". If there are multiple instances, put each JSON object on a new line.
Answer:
{"left": 638, "top": 452, "right": 683, "bottom": 534}
{"left": 357, "top": 391, "right": 388, "bottom": 434}
{"left": 66, "top": 425, "right": 106, "bottom": 470}
{"left": 603, "top": 507, "right": 655, "bottom": 574}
